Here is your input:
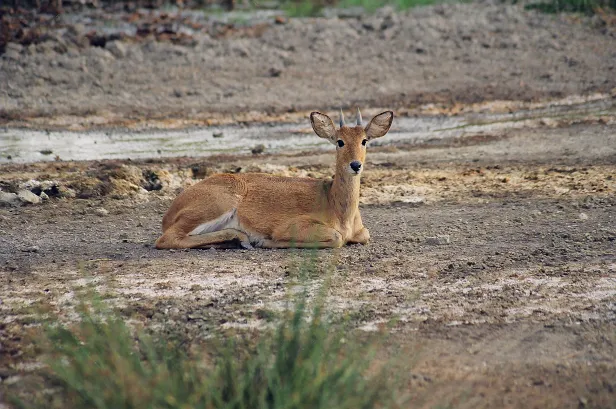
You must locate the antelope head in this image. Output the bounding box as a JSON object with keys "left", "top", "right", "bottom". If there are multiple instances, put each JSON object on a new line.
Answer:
{"left": 310, "top": 108, "right": 394, "bottom": 176}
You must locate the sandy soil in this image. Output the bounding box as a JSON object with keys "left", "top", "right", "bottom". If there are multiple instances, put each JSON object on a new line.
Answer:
{"left": 1, "top": 120, "right": 615, "bottom": 408}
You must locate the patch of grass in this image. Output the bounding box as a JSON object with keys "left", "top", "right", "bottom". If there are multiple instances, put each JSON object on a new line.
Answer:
{"left": 283, "top": 0, "right": 325, "bottom": 17}
{"left": 340, "top": 0, "right": 438, "bottom": 12}
{"left": 11, "top": 272, "right": 403, "bottom": 409}
{"left": 282, "top": 0, "right": 442, "bottom": 17}
{"left": 523, "top": 0, "right": 616, "bottom": 14}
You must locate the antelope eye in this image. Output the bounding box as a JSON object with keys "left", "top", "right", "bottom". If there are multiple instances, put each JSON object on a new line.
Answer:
{"left": 337, "top": 140, "right": 345, "bottom": 148}
{"left": 362, "top": 139, "right": 367, "bottom": 146}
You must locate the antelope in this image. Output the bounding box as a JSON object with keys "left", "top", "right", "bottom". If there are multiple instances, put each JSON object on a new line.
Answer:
{"left": 155, "top": 109, "right": 394, "bottom": 250}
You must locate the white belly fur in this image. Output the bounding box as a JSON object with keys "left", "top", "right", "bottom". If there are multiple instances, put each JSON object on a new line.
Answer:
{"left": 188, "top": 209, "right": 265, "bottom": 247}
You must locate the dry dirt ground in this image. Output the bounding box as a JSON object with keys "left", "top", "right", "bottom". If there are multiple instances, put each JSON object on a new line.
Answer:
{"left": 1, "top": 1, "right": 616, "bottom": 128}
{"left": 1, "top": 119, "right": 615, "bottom": 408}
{"left": 1, "top": 1, "right": 616, "bottom": 408}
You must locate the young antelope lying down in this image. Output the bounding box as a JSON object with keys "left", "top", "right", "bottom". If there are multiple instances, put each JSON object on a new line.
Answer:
{"left": 155, "top": 109, "right": 394, "bottom": 249}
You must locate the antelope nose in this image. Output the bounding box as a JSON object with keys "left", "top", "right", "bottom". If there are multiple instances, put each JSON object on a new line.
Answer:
{"left": 350, "top": 161, "right": 362, "bottom": 172}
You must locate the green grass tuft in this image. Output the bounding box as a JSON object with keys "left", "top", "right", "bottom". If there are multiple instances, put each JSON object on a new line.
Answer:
{"left": 283, "top": 0, "right": 325, "bottom": 17}
{"left": 12, "top": 272, "right": 402, "bottom": 409}
{"left": 340, "top": 0, "right": 439, "bottom": 12}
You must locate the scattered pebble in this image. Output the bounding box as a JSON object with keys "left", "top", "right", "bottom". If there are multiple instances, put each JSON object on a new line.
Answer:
{"left": 213, "top": 132, "right": 224, "bottom": 138}
{"left": 39, "top": 149, "right": 53, "bottom": 155}
{"left": 57, "top": 186, "right": 76, "bottom": 198}
{"left": 268, "top": 67, "right": 282, "bottom": 77}
{"left": 579, "top": 212, "right": 588, "bottom": 220}
{"left": 105, "top": 40, "right": 127, "bottom": 59}
{"left": 3, "top": 42, "right": 22, "bottom": 61}
{"left": 425, "top": 235, "right": 451, "bottom": 245}
{"left": 4, "top": 376, "right": 22, "bottom": 386}
{"left": 94, "top": 207, "right": 109, "bottom": 217}
{"left": 0, "top": 191, "right": 20, "bottom": 207}
{"left": 21, "top": 246, "right": 39, "bottom": 253}
{"left": 251, "top": 144, "right": 266, "bottom": 155}
{"left": 17, "top": 190, "right": 41, "bottom": 205}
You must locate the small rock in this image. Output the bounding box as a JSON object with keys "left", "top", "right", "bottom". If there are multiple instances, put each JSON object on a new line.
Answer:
{"left": 64, "top": 25, "right": 90, "bottom": 48}
{"left": 274, "top": 15, "right": 287, "bottom": 24}
{"left": 213, "top": 132, "right": 224, "bottom": 138}
{"left": 18, "top": 179, "right": 37, "bottom": 189}
{"left": 21, "top": 246, "right": 39, "bottom": 253}
{"left": 5, "top": 42, "right": 23, "bottom": 53}
{"left": 579, "top": 396, "right": 588, "bottom": 407}
{"left": 94, "top": 207, "right": 109, "bottom": 217}
{"left": 67, "top": 23, "right": 86, "bottom": 37}
{"left": 17, "top": 190, "right": 41, "bottom": 205}
{"left": 191, "top": 164, "right": 210, "bottom": 178}
{"left": 3, "top": 42, "right": 22, "bottom": 60}
{"left": 49, "top": 35, "right": 69, "bottom": 54}
{"left": 251, "top": 144, "right": 266, "bottom": 155}
{"left": 398, "top": 195, "right": 425, "bottom": 205}
{"left": 40, "top": 180, "right": 60, "bottom": 194}
{"left": 579, "top": 212, "right": 588, "bottom": 220}
{"left": 425, "top": 235, "right": 450, "bottom": 245}
{"left": 4, "top": 376, "right": 21, "bottom": 385}
{"left": 57, "top": 186, "right": 76, "bottom": 198}
{"left": 40, "top": 149, "right": 53, "bottom": 155}
{"left": 0, "top": 191, "right": 20, "bottom": 207}
{"left": 268, "top": 67, "right": 282, "bottom": 77}
{"left": 39, "top": 192, "right": 49, "bottom": 200}
{"left": 173, "top": 89, "right": 184, "bottom": 98}
{"left": 380, "top": 14, "right": 397, "bottom": 31}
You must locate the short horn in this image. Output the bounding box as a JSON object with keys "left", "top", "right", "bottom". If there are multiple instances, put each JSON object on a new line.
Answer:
{"left": 339, "top": 108, "right": 345, "bottom": 128}
{"left": 356, "top": 107, "right": 362, "bottom": 126}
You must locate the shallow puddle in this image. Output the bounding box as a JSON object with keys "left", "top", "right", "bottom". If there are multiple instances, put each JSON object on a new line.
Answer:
{"left": 0, "top": 97, "right": 613, "bottom": 163}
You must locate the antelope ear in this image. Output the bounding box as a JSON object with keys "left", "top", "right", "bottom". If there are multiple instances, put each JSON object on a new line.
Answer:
{"left": 365, "top": 111, "right": 394, "bottom": 140}
{"left": 310, "top": 112, "right": 337, "bottom": 144}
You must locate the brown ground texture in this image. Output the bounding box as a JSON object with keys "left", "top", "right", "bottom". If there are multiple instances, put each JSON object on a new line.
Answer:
{"left": 1, "top": 1, "right": 616, "bottom": 408}
{"left": 1, "top": 121, "right": 615, "bottom": 408}
{"left": 1, "top": 1, "right": 616, "bottom": 126}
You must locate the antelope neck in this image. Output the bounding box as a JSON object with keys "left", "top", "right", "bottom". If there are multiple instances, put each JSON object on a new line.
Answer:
{"left": 329, "top": 167, "right": 361, "bottom": 222}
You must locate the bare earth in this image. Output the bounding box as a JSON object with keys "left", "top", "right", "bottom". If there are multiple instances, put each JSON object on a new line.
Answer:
{"left": 1, "top": 120, "right": 616, "bottom": 408}
{"left": 1, "top": 2, "right": 616, "bottom": 127}
{"left": 1, "top": 1, "right": 616, "bottom": 408}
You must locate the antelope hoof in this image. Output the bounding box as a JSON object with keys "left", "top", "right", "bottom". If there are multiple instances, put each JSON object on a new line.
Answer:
{"left": 351, "top": 227, "right": 370, "bottom": 245}
{"left": 240, "top": 241, "right": 255, "bottom": 250}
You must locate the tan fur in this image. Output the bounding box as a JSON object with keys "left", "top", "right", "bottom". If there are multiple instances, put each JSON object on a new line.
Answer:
{"left": 155, "top": 110, "right": 394, "bottom": 249}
